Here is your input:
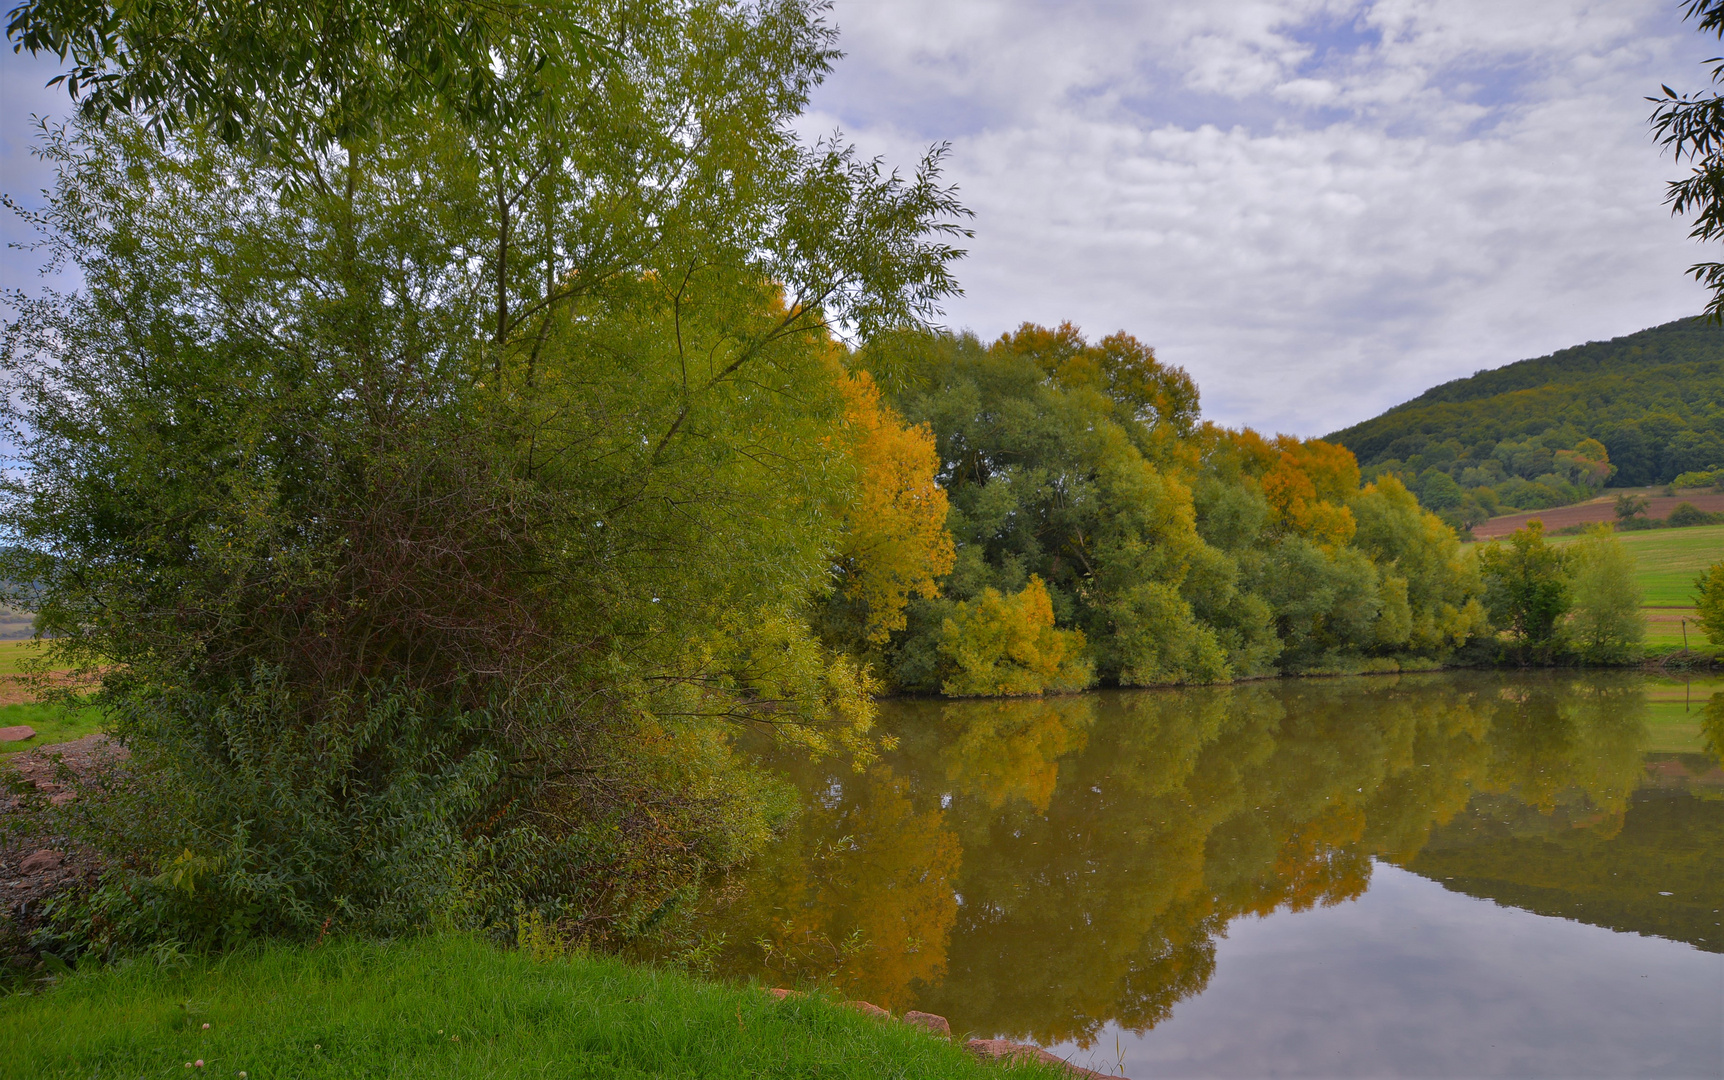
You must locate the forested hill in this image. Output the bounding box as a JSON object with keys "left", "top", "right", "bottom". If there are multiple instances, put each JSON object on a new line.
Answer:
{"left": 1326, "top": 317, "right": 1724, "bottom": 488}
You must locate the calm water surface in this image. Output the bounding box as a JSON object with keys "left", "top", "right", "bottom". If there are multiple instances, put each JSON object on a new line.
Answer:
{"left": 702, "top": 672, "right": 1724, "bottom": 1079}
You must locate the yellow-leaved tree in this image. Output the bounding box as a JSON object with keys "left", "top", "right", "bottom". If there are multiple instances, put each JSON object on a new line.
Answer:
{"left": 939, "top": 576, "right": 1094, "bottom": 696}
{"left": 833, "top": 370, "right": 956, "bottom": 643}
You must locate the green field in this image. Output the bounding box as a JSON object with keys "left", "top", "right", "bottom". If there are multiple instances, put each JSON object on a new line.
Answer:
{"left": 0, "top": 700, "right": 105, "bottom": 756}
{"left": 0, "top": 639, "right": 48, "bottom": 675}
{"left": 0, "top": 935, "right": 1053, "bottom": 1080}
{"left": 1542, "top": 524, "right": 1723, "bottom": 649}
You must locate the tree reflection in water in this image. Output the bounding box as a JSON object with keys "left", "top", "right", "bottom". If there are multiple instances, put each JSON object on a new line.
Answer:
{"left": 698, "top": 672, "right": 1722, "bottom": 1048}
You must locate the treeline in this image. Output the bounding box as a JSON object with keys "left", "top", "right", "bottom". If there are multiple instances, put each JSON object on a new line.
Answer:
{"left": 811, "top": 325, "right": 1657, "bottom": 695}
{"left": 1326, "top": 318, "right": 1724, "bottom": 523}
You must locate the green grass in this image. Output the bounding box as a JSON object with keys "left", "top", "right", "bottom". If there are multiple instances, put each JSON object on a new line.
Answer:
{"left": 0, "top": 935, "right": 1059, "bottom": 1080}
{"left": 0, "top": 701, "right": 104, "bottom": 756}
{"left": 0, "top": 640, "right": 48, "bottom": 675}
{"left": 1547, "top": 523, "right": 1724, "bottom": 606}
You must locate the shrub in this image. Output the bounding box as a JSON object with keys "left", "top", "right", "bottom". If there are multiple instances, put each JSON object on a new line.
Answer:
{"left": 939, "top": 577, "right": 1094, "bottom": 696}
{"left": 1667, "top": 501, "right": 1717, "bottom": 527}
{"left": 1697, "top": 560, "right": 1724, "bottom": 647}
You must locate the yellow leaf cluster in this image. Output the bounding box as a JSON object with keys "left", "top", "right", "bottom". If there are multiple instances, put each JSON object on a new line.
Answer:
{"left": 938, "top": 576, "right": 1094, "bottom": 697}
{"left": 835, "top": 370, "right": 956, "bottom": 643}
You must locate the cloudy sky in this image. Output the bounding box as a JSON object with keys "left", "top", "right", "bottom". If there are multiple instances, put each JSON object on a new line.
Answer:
{"left": 2, "top": 1, "right": 1719, "bottom": 434}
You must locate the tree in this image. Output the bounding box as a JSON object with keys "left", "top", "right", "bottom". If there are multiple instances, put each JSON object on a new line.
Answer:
{"left": 828, "top": 369, "right": 955, "bottom": 645}
{"left": 1477, "top": 520, "right": 1571, "bottom": 659}
{"left": 1614, "top": 493, "right": 1650, "bottom": 521}
{"left": 1566, "top": 526, "right": 1645, "bottom": 663}
{"left": 1651, "top": 0, "right": 1724, "bottom": 322}
{"left": 1696, "top": 559, "right": 1724, "bottom": 646}
{"left": 5, "top": 0, "right": 605, "bottom": 151}
{"left": 0, "top": 0, "right": 970, "bottom": 944}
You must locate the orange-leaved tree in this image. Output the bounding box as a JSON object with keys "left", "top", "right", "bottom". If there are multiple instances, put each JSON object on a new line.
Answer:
{"left": 1259, "top": 435, "right": 1360, "bottom": 549}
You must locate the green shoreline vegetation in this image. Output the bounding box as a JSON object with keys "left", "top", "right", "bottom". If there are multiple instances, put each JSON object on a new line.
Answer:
{"left": 0, "top": 935, "right": 1068, "bottom": 1079}
{"left": 0, "top": 1, "right": 1722, "bottom": 1075}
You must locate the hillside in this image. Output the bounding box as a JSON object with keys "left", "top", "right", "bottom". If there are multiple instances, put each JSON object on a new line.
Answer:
{"left": 1325, "top": 318, "right": 1724, "bottom": 522}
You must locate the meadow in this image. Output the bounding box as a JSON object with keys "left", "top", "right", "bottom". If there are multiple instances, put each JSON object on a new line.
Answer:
{"left": 1548, "top": 523, "right": 1723, "bottom": 649}
{"left": 0, "top": 935, "right": 1058, "bottom": 1080}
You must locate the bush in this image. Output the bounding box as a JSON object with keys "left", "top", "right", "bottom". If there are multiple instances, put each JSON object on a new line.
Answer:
{"left": 1667, "top": 501, "right": 1718, "bottom": 527}
{"left": 1697, "top": 560, "right": 1724, "bottom": 647}
{"left": 939, "top": 577, "right": 1094, "bottom": 696}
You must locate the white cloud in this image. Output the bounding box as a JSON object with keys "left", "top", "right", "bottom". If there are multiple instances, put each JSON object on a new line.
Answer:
{"left": 805, "top": 0, "right": 1718, "bottom": 434}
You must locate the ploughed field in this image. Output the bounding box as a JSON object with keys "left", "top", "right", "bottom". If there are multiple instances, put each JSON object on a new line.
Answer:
{"left": 691, "top": 674, "right": 1724, "bottom": 1078}
{"left": 1471, "top": 488, "right": 1724, "bottom": 539}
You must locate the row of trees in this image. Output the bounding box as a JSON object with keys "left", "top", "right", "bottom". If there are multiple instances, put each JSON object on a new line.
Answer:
{"left": 799, "top": 326, "right": 1650, "bottom": 696}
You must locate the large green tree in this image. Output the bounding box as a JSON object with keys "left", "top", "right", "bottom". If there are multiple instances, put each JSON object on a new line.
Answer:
{"left": 1, "top": 0, "right": 968, "bottom": 947}
{"left": 6, "top": 0, "right": 604, "bottom": 151}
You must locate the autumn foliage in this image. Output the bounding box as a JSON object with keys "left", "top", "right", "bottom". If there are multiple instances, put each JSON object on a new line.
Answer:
{"left": 833, "top": 371, "right": 955, "bottom": 643}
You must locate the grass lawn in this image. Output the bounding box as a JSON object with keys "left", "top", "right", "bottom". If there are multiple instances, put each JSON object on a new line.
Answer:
{"left": 0, "top": 935, "right": 1058, "bottom": 1080}
{"left": 0, "top": 700, "right": 104, "bottom": 756}
{"left": 0, "top": 639, "right": 48, "bottom": 675}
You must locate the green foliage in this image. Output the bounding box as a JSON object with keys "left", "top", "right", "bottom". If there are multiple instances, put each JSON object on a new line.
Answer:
{"left": 1667, "top": 501, "right": 1716, "bottom": 527}
{"left": 867, "top": 327, "right": 1234, "bottom": 690}
{"left": 0, "top": 935, "right": 1058, "bottom": 1079}
{"left": 1652, "top": 1, "right": 1724, "bottom": 323}
{"left": 1565, "top": 527, "right": 1645, "bottom": 663}
{"left": 2, "top": 0, "right": 968, "bottom": 951}
{"left": 1329, "top": 318, "right": 1724, "bottom": 496}
{"left": 1476, "top": 521, "right": 1571, "bottom": 659}
{"left": 1696, "top": 560, "right": 1724, "bottom": 645}
{"left": 1350, "top": 476, "right": 1490, "bottom": 654}
{"left": 5, "top": 0, "right": 607, "bottom": 153}
{"left": 1671, "top": 467, "right": 1724, "bottom": 489}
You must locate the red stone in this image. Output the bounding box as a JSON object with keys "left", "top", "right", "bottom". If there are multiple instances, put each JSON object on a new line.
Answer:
{"left": 902, "top": 1011, "right": 951, "bottom": 1038}
{"left": 844, "top": 1000, "right": 890, "bottom": 1020}
{"left": 966, "top": 1038, "right": 1111, "bottom": 1079}
{"left": 19, "top": 850, "right": 62, "bottom": 874}
{"left": 0, "top": 725, "right": 35, "bottom": 742}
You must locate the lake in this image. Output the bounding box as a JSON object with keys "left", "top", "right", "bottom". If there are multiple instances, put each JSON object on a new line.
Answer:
{"left": 699, "top": 672, "right": 1724, "bottom": 1079}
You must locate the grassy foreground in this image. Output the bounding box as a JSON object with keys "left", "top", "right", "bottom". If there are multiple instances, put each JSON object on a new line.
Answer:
{"left": 0, "top": 935, "right": 1060, "bottom": 1079}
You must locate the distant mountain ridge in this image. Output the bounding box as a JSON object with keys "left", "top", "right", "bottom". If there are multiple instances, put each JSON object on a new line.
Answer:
{"left": 1327, "top": 317, "right": 1724, "bottom": 498}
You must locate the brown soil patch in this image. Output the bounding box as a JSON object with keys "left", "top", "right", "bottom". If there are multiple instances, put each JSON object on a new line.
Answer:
{"left": 0, "top": 733, "right": 129, "bottom": 965}
{"left": 1471, "top": 491, "right": 1724, "bottom": 539}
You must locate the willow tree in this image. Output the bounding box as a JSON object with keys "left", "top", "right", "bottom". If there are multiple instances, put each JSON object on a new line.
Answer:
{"left": 1, "top": 0, "right": 969, "bottom": 948}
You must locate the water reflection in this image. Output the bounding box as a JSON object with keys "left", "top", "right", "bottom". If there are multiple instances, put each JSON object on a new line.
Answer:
{"left": 704, "top": 673, "right": 1724, "bottom": 1059}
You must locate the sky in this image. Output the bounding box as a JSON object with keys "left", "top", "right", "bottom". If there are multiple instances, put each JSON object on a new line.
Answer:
{"left": 1, "top": 1, "right": 1720, "bottom": 435}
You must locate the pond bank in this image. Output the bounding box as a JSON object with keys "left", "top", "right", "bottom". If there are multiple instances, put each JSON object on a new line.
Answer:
{"left": 0, "top": 935, "right": 1080, "bottom": 1079}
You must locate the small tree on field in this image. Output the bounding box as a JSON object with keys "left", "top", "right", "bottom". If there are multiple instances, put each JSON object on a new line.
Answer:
{"left": 1566, "top": 525, "right": 1644, "bottom": 663}
{"left": 1613, "top": 493, "right": 1649, "bottom": 521}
